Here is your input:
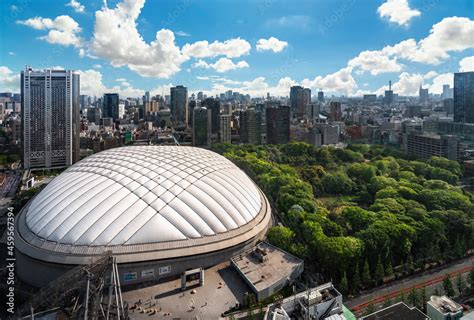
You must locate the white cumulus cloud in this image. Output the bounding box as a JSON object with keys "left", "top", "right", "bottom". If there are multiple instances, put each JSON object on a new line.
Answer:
{"left": 256, "top": 37, "right": 288, "bottom": 53}
{"left": 78, "top": 69, "right": 144, "bottom": 98}
{"left": 193, "top": 58, "right": 249, "bottom": 73}
{"left": 17, "top": 15, "right": 82, "bottom": 47}
{"left": 91, "top": 0, "right": 186, "bottom": 78}
{"left": 182, "top": 38, "right": 251, "bottom": 59}
{"left": 377, "top": 0, "right": 420, "bottom": 26}
{"left": 0, "top": 66, "right": 20, "bottom": 93}
{"left": 66, "top": 0, "right": 85, "bottom": 13}
{"left": 301, "top": 67, "right": 357, "bottom": 96}
{"left": 459, "top": 56, "right": 474, "bottom": 72}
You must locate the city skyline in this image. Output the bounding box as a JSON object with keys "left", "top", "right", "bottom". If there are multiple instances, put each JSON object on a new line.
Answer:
{"left": 0, "top": 0, "right": 473, "bottom": 98}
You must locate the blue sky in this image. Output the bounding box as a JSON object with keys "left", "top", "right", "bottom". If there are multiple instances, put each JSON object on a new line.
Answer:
{"left": 0, "top": 0, "right": 473, "bottom": 98}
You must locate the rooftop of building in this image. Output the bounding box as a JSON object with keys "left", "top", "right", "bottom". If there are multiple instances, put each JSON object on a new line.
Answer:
{"left": 360, "top": 302, "right": 428, "bottom": 320}
{"left": 428, "top": 295, "right": 463, "bottom": 315}
{"left": 231, "top": 242, "right": 303, "bottom": 293}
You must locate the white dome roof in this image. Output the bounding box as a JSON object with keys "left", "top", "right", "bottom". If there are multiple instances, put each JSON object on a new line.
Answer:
{"left": 25, "top": 146, "right": 262, "bottom": 247}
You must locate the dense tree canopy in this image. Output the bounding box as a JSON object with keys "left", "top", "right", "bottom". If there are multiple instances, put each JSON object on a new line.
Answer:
{"left": 212, "top": 142, "right": 474, "bottom": 292}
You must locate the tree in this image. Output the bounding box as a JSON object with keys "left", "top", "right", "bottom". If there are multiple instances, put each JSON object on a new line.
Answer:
{"left": 443, "top": 274, "right": 455, "bottom": 297}
{"left": 407, "top": 287, "right": 419, "bottom": 307}
{"left": 469, "top": 262, "right": 474, "bottom": 291}
{"left": 420, "top": 286, "right": 427, "bottom": 312}
{"left": 362, "top": 259, "right": 371, "bottom": 286}
{"left": 382, "top": 297, "right": 392, "bottom": 308}
{"left": 456, "top": 274, "right": 466, "bottom": 296}
{"left": 347, "top": 163, "right": 377, "bottom": 184}
{"left": 339, "top": 272, "right": 349, "bottom": 294}
{"left": 267, "top": 226, "right": 295, "bottom": 252}
{"left": 321, "top": 172, "right": 353, "bottom": 194}
{"left": 364, "top": 300, "right": 376, "bottom": 316}
{"left": 405, "top": 255, "right": 415, "bottom": 275}
{"left": 385, "top": 261, "right": 394, "bottom": 277}
{"left": 352, "top": 263, "right": 362, "bottom": 292}
{"left": 375, "top": 256, "right": 385, "bottom": 284}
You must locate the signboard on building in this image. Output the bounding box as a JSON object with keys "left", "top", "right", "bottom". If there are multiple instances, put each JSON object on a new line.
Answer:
{"left": 159, "top": 266, "right": 171, "bottom": 275}
{"left": 141, "top": 269, "right": 155, "bottom": 278}
{"left": 124, "top": 272, "right": 137, "bottom": 282}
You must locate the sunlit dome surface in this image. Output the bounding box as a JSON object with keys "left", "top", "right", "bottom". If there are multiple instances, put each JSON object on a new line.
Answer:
{"left": 25, "top": 146, "right": 262, "bottom": 247}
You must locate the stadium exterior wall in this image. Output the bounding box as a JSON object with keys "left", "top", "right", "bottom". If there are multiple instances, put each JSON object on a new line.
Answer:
{"left": 15, "top": 188, "right": 271, "bottom": 287}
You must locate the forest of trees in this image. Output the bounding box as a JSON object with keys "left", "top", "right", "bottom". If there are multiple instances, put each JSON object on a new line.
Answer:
{"left": 212, "top": 142, "right": 474, "bottom": 294}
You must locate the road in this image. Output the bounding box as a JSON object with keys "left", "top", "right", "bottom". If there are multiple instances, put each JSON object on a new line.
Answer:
{"left": 0, "top": 171, "right": 20, "bottom": 215}
{"left": 345, "top": 256, "right": 474, "bottom": 313}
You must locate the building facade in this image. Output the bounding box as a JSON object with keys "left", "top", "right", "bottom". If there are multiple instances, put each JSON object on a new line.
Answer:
{"left": 218, "top": 114, "right": 231, "bottom": 143}
{"left": 21, "top": 67, "right": 80, "bottom": 170}
{"left": 103, "top": 93, "right": 119, "bottom": 120}
{"left": 171, "top": 85, "right": 188, "bottom": 126}
{"left": 403, "top": 132, "right": 463, "bottom": 161}
{"left": 193, "top": 106, "right": 211, "bottom": 147}
{"left": 266, "top": 106, "right": 290, "bottom": 144}
{"left": 290, "top": 86, "right": 311, "bottom": 119}
{"left": 240, "top": 108, "right": 261, "bottom": 144}
{"left": 453, "top": 71, "right": 474, "bottom": 123}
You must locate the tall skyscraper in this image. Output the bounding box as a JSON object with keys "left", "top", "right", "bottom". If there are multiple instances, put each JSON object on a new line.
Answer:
{"left": 170, "top": 85, "right": 188, "bottom": 126}
{"left": 290, "top": 86, "right": 311, "bottom": 119}
{"left": 240, "top": 108, "right": 261, "bottom": 144}
{"left": 103, "top": 93, "right": 119, "bottom": 120}
{"left": 329, "top": 102, "right": 342, "bottom": 122}
{"left": 419, "top": 86, "right": 429, "bottom": 103}
{"left": 317, "top": 91, "right": 324, "bottom": 103}
{"left": 384, "top": 80, "right": 394, "bottom": 106}
{"left": 21, "top": 67, "right": 80, "bottom": 169}
{"left": 218, "top": 114, "right": 231, "bottom": 143}
{"left": 193, "top": 106, "right": 211, "bottom": 147}
{"left": 442, "top": 84, "right": 451, "bottom": 100}
{"left": 266, "top": 106, "right": 290, "bottom": 144}
{"left": 201, "top": 97, "right": 220, "bottom": 134}
{"left": 305, "top": 103, "right": 320, "bottom": 120}
{"left": 454, "top": 72, "right": 474, "bottom": 123}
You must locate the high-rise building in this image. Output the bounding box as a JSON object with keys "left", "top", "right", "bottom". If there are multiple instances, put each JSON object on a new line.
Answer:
{"left": 240, "top": 108, "right": 261, "bottom": 144}
{"left": 192, "top": 106, "right": 211, "bottom": 147}
{"left": 317, "top": 91, "right": 324, "bottom": 103}
{"left": 79, "top": 95, "right": 89, "bottom": 109}
{"left": 305, "top": 103, "right": 320, "bottom": 120}
{"left": 329, "top": 102, "right": 342, "bottom": 122}
{"left": 419, "top": 86, "right": 429, "bottom": 103}
{"left": 188, "top": 100, "right": 197, "bottom": 127}
{"left": 363, "top": 94, "right": 376, "bottom": 104}
{"left": 201, "top": 98, "right": 220, "bottom": 134}
{"left": 266, "top": 106, "right": 290, "bottom": 144}
{"left": 87, "top": 107, "right": 101, "bottom": 124}
{"left": 197, "top": 91, "right": 204, "bottom": 101}
{"left": 290, "top": 86, "right": 310, "bottom": 119}
{"left": 384, "top": 80, "right": 394, "bottom": 105}
{"left": 454, "top": 71, "right": 474, "bottom": 123}
{"left": 103, "top": 93, "right": 119, "bottom": 120}
{"left": 21, "top": 67, "right": 80, "bottom": 169}
{"left": 442, "top": 84, "right": 451, "bottom": 100}
{"left": 218, "top": 114, "right": 231, "bottom": 143}
{"left": 170, "top": 85, "right": 188, "bottom": 126}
